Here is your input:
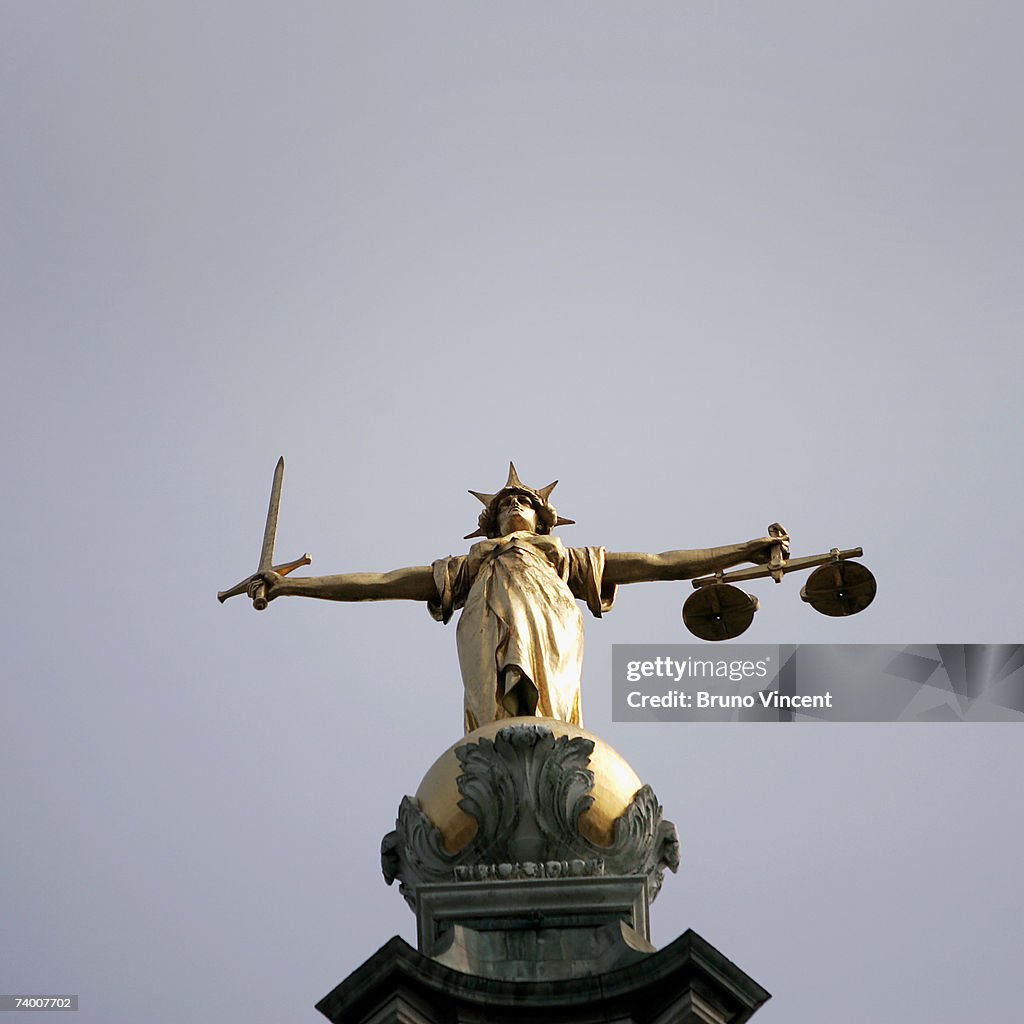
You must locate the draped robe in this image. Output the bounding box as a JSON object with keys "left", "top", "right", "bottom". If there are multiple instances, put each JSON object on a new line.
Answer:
{"left": 428, "top": 532, "right": 616, "bottom": 733}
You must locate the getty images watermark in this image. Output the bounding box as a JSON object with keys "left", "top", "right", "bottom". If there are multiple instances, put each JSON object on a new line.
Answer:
{"left": 612, "top": 645, "right": 1024, "bottom": 722}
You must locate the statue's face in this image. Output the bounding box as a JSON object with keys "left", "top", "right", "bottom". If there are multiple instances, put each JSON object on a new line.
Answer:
{"left": 496, "top": 493, "right": 539, "bottom": 536}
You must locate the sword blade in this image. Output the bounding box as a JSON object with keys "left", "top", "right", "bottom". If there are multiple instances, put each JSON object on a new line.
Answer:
{"left": 258, "top": 456, "right": 285, "bottom": 573}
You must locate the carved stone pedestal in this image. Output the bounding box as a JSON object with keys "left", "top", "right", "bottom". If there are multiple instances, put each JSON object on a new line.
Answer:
{"left": 316, "top": 929, "right": 770, "bottom": 1024}
{"left": 418, "top": 875, "right": 653, "bottom": 979}
{"left": 318, "top": 720, "right": 769, "bottom": 1023}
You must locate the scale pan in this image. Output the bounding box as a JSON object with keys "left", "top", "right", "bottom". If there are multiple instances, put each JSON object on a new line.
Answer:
{"left": 800, "top": 561, "right": 876, "bottom": 617}
{"left": 683, "top": 584, "right": 758, "bottom": 641}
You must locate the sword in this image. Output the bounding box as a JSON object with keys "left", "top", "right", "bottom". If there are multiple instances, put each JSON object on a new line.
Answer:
{"left": 217, "top": 456, "right": 311, "bottom": 609}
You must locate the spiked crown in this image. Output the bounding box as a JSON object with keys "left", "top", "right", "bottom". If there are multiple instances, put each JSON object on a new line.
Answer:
{"left": 465, "top": 463, "right": 576, "bottom": 539}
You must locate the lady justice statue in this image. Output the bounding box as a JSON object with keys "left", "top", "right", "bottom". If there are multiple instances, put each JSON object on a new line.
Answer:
{"left": 226, "top": 462, "right": 785, "bottom": 734}
{"left": 223, "top": 461, "right": 867, "bottom": 996}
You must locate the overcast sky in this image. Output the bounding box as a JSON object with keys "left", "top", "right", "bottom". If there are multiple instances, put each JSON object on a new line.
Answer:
{"left": 3, "top": 4, "right": 1023, "bottom": 1023}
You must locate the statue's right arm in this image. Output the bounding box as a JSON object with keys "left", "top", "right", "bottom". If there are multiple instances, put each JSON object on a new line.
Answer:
{"left": 267, "top": 565, "right": 438, "bottom": 603}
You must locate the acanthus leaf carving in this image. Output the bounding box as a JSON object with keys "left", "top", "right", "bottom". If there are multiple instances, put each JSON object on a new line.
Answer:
{"left": 381, "top": 725, "right": 679, "bottom": 909}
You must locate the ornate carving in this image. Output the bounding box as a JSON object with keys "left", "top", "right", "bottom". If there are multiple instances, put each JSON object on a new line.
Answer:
{"left": 381, "top": 724, "right": 679, "bottom": 908}
{"left": 453, "top": 859, "right": 605, "bottom": 882}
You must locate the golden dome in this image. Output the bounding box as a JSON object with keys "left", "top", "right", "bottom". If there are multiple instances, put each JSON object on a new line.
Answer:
{"left": 415, "top": 718, "right": 643, "bottom": 854}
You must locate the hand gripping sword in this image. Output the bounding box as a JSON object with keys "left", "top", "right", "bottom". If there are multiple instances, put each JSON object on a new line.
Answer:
{"left": 217, "top": 456, "right": 311, "bottom": 610}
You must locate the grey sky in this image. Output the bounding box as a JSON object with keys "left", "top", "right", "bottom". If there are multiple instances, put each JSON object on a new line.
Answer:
{"left": 3, "top": 4, "right": 1022, "bottom": 1022}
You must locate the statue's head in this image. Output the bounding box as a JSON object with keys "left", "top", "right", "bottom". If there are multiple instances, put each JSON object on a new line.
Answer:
{"left": 465, "top": 463, "right": 575, "bottom": 540}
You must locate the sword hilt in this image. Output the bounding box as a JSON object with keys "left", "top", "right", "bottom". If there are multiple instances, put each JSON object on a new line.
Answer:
{"left": 249, "top": 579, "right": 269, "bottom": 611}
{"left": 217, "top": 553, "right": 312, "bottom": 607}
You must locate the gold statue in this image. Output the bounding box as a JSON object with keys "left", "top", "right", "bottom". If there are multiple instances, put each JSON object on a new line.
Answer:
{"left": 221, "top": 462, "right": 789, "bottom": 733}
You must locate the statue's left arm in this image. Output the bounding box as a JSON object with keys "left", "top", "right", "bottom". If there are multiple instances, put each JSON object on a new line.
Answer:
{"left": 603, "top": 537, "right": 780, "bottom": 586}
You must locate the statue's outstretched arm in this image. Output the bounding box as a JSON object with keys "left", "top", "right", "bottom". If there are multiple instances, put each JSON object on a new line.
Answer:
{"left": 266, "top": 565, "right": 438, "bottom": 603}
{"left": 604, "top": 537, "right": 781, "bottom": 585}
